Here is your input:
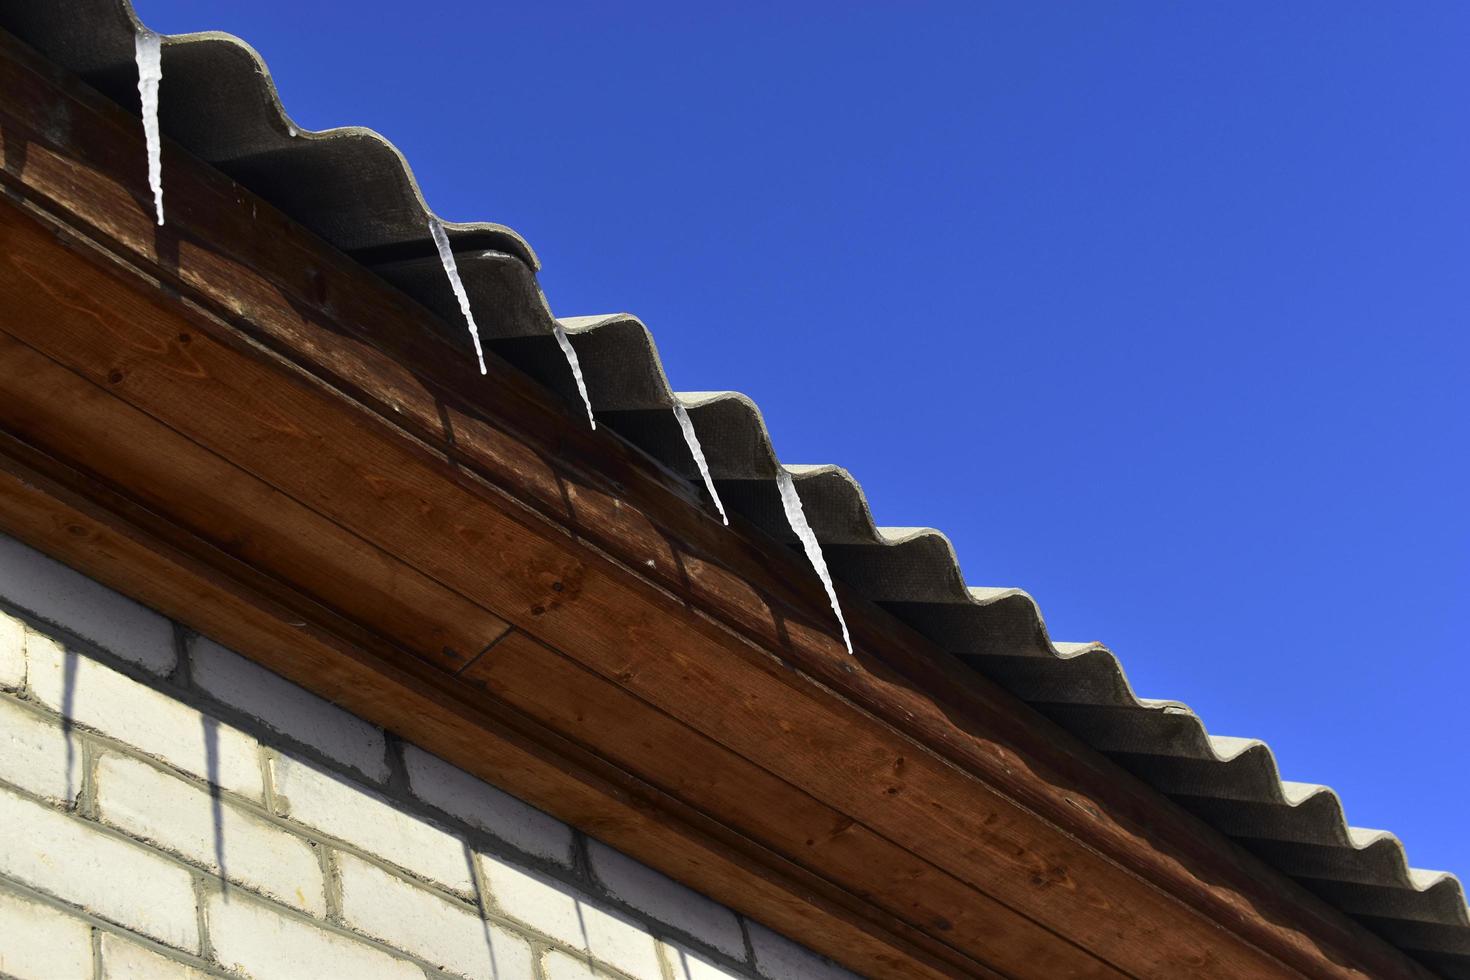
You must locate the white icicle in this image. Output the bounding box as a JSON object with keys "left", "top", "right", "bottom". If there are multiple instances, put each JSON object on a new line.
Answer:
{"left": 552, "top": 321, "right": 596, "bottom": 429}
{"left": 428, "top": 218, "right": 487, "bottom": 375}
{"left": 673, "top": 401, "right": 728, "bottom": 525}
{"left": 776, "top": 466, "right": 852, "bottom": 654}
{"left": 134, "top": 29, "right": 164, "bottom": 226}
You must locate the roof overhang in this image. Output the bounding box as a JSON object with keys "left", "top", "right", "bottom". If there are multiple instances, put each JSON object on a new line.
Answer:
{"left": 0, "top": 22, "right": 1438, "bottom": 980}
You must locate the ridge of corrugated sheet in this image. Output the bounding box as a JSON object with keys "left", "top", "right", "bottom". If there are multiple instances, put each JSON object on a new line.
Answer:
{"left": 3, "top": 2, "right": 1465, "bottom": 973}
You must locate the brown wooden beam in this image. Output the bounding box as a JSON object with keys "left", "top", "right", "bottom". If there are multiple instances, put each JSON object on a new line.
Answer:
{"left": 0, "top": 370, "right": 973, "bottom": 980}
{"left": 0, "top": 24, "right": 1436, "bottom": 980}
{"left": 0, "top": 190, "right": 1080, "bottom": 980}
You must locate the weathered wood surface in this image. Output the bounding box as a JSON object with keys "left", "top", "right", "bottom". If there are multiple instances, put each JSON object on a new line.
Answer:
{"left": 0, "top": 428, "right": 962, "bottom": 980}
{"left": 0, "top": 25, "right": 1436, "bottom": 980}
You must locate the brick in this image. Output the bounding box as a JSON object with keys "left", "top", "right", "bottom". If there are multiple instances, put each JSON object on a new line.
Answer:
{"left": 0, "top": 887, "right": 93, "bottom": 979}
{"left": 337, "top": 851, "right": 535, "bottom": 980}
{"left": 0, "top": 695, "right": 78, "bottom": 804}
{"left": 588, "top": 839, "right": 744, "bottom": 959}
{"left": 403, "top": 744, "right": 573, "bottom": 867}
{"left": 0, "top": 785, "right": 199, "bottom": 952}
{"left": 95, "top": 753, "right": 325, "bottom": 916}
{"left": 269, "top": 753, "right": 471, "bottom": 895}
{"left": 541, "top": 950, "right": 601, "bottom": 980}
{"left": 0, "top": 611, "right": 23, "bottom": 689}
{"left": 569, "top": 896, "right": 665, "bottom": 978}
{"left": 663, "top": 943, "right": 747, "bottom": 980}
{"left": 26, "top": 634, "right": 262, "bottom": 800}
{"left": 747, "top": 922, "right": 857, "bottom": 980}
{"left": 191, "top": 638, "right": 388, "bottom": 782}
{"left": 205, "top": 890, "right": 421, "bottom": 980}
{"left": 0, "top": 533, "right": 174, "bottom": 675}
{"left": 480, "top": 854, "right": 663, "bottom": 980}
{"left": 99, "top": 933, "right": 211, "bottom": 979}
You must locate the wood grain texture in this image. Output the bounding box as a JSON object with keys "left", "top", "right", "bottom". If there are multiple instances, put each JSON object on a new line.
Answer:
{"left": 465, "top": 629, "right": 1123, "bottom": 979}
{"left": 0, "top": 210, "right": 1282, "bottom": 978}
{"left": 0, "top": 24, "right": 1438, "bottom": 980}
{"left": 0, "top": 331, "right": 508, "bottom": 669}
{"left": 0, "top": 423, "right": 965, "bottom": 980}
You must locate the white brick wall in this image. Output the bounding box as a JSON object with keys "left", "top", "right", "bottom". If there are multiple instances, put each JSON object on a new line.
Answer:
{"left": 99, "top": 933, "right": 213, "bottom": 980}
{"left": 0, "top": 887, "right": 93, "bottom": 979}
{"left": 95, "top": 753, "right": 325, "bottom": 916}
{"left": 270, "top": 753, "right": 474, "bottom": 896}
{"left": 0, "top": 695, "right": 78, "bottom": 805}
{"left": 0, "top": 532, "right": 860, "bottom": 980}
{"left": 337, "top": 851, "right": 536, "bottom": 980}
{"left": 541, "top": 950, "right": 602, "bottom": 980}
{"left": 0, "top": 786, "right": 200, "bottom": 952}
{"left": 192, "top": 637, "right": 389, "bottom": 783}
{"left": 666, "top": 943, "right": 748, "bottom": 980}
{"left": 27, "top": 631, "right": 262, "bottom": 799}
{"left": 0, "top": 534, "right": 174, "bottom": 675}
{"left": 749, "top": 923, "right": 859, "bottom": 980}
{"left": 588, "top": 840, "right": 745, "bottom": 960}
{"left": 480, "top": 854, "right": 665, "bottom": 980}
{"left": 206, "top": 890, "right": 423, "bottom": 980}
{"left": 0, "top": 612, "right": 23, "bottom": 689}
{"left": 404, "top": 743, "right": 574, "bottom": 868}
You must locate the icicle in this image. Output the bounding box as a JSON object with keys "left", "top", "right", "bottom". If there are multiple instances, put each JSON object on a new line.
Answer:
{"left": 776, "top": 467, "right": 852, "bottom": 654}
{"left": 552, "top": 321, "right": 596, "bottom": 429}
{"left": 428, "top": 218, "right": 487, "bottom": 374}
{"left": 673, "top": 401, "right": 728, "bottom": 525}
{"left": 134, "top": 29, "right": 164, "bottom": 226}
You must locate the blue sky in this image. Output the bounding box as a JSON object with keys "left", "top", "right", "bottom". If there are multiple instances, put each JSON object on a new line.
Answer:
{"left": 133, "top": 1, "right": 1469, "bottom": 877}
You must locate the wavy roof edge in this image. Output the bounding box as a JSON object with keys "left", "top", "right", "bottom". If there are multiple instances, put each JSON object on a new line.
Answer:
{"left": 5, "top": 1, "right": 1466, "bottom": 972}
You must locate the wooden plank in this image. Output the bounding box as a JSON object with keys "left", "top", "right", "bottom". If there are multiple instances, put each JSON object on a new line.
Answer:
{"left": 0, "top": 25, "right": 1437, "bottom": 980}
{"left": 0, "top": 426, "right": 963, "bottom": 980}
{"left": 0, "top": 198, "right": 987, "bottom": 980}
{"left": 0, "top": 184, "right": 1294, "bottom": 980}
{"left": 0, "top": 216, "right": 986, "bottom": 979}
{"left": 0, "top": 331, "right": 508, "bottom": 670}
{"left": 466, "top": 629, "right": 1122, "bottom": 979}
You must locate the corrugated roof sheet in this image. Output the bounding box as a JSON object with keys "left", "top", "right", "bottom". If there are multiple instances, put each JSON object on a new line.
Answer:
{"left": 4, "top": 2, "right": 1466, "bottom": 974}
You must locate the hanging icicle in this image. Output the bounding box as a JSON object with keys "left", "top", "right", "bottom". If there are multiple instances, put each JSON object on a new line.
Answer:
{"left": 428, "top": 218, "right": 487, "bottom": 375}
{"left": 776, "top": 466, "right": 852, "bottom": 654}
{"left": 673, "top": 400, "right": 727, "bottom": 525}
{"left": 552, "top": 320, "right": 596, "bottom": 430}
{"left": 134, "top": 29, "right": 164, "bottom": 226}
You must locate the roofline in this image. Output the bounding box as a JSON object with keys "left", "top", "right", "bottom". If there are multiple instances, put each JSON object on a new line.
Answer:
{"left": 0, "top": 10, "right": 1449, "bottom": 978}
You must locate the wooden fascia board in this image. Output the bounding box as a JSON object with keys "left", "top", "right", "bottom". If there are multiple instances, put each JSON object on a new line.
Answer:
{"left": 0, "top": 28, "right": 1434, "bottom": 980}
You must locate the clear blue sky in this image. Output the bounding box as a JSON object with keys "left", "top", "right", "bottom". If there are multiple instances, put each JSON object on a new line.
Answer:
{"left": 133, "top": 1, "right": 1469, "bottom": 878}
